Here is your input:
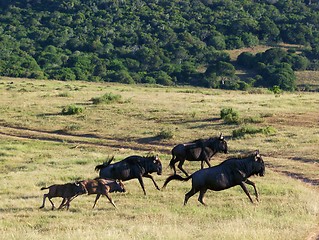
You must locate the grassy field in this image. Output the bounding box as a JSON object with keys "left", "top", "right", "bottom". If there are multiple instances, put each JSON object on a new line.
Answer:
{"left": 0, "top": 77, "right": 318, "bottom": 240}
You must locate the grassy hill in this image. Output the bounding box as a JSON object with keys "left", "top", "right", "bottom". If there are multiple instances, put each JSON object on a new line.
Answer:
{"left": 0, "top": 77, "right": 318, "bottom": 239}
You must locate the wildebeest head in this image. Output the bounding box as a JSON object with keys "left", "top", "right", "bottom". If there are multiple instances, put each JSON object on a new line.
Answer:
{"left": 253, "top": 150, "right": 265, "bottom": 177}
{"left": 75, "top": 182, "right": 88, "bottom": 195}
{"left": 208, "top": 133, "right": 228, "bottom": 154}
{"left": 114, "top": 180, "right": 126, "bottom": 193}
{"left": 152, "top": 155, "right": 162, "bottom": 175}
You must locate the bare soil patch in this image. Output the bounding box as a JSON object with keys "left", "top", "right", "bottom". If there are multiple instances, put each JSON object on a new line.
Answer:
{"left": 265, "top": 112, "right": 319, "bottom": 128}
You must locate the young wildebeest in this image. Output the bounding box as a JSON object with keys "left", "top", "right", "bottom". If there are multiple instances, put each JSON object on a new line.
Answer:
{"left": 163, "top": 150, "right": 265, "bottom": 205}
{"left": 79, "top": 178, "right": 125, "bottom": 209}
{"left": 169, "top": 133, "right": 228, "bottom": 176}
{"left": 95, "top": 155, "right": 162, "bottom": 195}
{"left": 39, "top": 182, "right": 87, "bottom": 210}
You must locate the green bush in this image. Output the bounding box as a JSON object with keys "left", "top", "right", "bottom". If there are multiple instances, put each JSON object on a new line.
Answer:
{"left": 220, "top": 108, "right": 240, "bottom": 124}
{"left": 271, "top": 85, "right": 282, "bottom": 94}
{"left": 61, "top": 104, "right": 83, "bottom": 115}
{"left": 91, "top": 92, "right": 122, "bottom": 104}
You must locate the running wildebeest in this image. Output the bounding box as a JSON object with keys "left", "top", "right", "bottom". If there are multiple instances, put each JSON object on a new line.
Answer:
{"left": 95, "top": 155, "right": 162, "bottom": 195}
{"left": 39, "top": 182, "right": 87, "bottom": 210}
{"left": 169, "top": 133, "right": 228, "bottom": 176}
{"left": 79, "top": 178, "right": 125, "bottom": 209}
{"left": 163, "top": 150, "right": 265, "bottom": 205}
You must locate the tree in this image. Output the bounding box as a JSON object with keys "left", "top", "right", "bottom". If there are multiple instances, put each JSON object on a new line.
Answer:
{"left": 151, "top": 70, "right": 174, "bottom": 86}
{"left": 237, "top": 52, "right": 255, "bottom": 68}
{"left": 259, "top": 17, "right": 280, "bottom": 42}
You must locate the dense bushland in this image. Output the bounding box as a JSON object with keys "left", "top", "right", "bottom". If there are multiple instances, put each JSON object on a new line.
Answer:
{"left": 1, "top": 1, "right": 319, "bottom": 90}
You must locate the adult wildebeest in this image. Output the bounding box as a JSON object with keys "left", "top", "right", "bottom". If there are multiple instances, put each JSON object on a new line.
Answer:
{"left": 95, "top": 155, "right": 162, "bottom": 195}
{"left": 163, "top": 150, "right": 265, "bottom": 205}
{"left": 169, "top": 133, "right": 228, "bottom": 176}
{"left": 39, "top": 182, "right": 87, "bottom": 210}
{"left": 79, "top": 178, "right": 125, "bottom": 209}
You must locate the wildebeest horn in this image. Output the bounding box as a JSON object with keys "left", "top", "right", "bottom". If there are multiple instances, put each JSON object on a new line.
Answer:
{"left": 219, "top": 133, "right": 224, "bottom": 139}
{"left": 75, "top": 182, "right": 80, "bottom": 186}
{"left": 255, "top": 150, "right": 260, "bottom": 159}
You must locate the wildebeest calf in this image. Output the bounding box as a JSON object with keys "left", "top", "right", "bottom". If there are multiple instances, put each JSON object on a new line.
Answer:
{"left": 39, "top": 182, "right": 87, "bottom": 210}
{"left": 79, "top": 178, "right": 126, "bottom": 209}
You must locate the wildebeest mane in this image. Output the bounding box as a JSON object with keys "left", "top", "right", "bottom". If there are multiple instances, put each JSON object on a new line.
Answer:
{"left": 224, "top": 151, "right": 259, "bottom": 161}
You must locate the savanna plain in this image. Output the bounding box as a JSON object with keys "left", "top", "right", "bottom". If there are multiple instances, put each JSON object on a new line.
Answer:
{"left": 0, "top": 77, "right": 318, "bottom": 240}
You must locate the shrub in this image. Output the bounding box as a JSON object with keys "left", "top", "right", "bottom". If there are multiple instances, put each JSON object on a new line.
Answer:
{"left": 157, "top": 129, "right": 174, "bottom": 140}
{"left": 91, "top": 92, "right": 122, "bottom": 104}
{"left": 62, "top": 104, "right": 83, "bottom": 115}
{"left": 220, "top": 108, "right": 240, "bottom": 124}
{"left": 271, "top": 85, "right": 282, "bottom": 94}
{"left": 261, "top": 126, "right": 277, "bottom": 135}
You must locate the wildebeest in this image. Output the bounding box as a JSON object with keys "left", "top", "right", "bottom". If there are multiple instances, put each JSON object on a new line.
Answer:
{"left": 169, "top": 133, "right": 228, "bottom": 176}
{"left": 79, "top": 178, "right": 125, "bottom": 209}
{"left": 163, "top": 150, "right": 265, "bottom": 205}
{"left": 39, "top": 182, "right": 87, "bottom": 210}
{"left": 95, "top": 155, "right": 162, "bottom": 195}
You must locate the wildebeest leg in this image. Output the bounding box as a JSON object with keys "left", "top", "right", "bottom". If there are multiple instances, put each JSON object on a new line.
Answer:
{"left": 170, "top": 156, "right": 178, "bottom": 175}
{"left": 245, "top": 179, "right": 259, "bottom": 202}
{"left": 184, "top": 187, "right": 198, "bottom": 205}
{"left": 239, "top": 182, "right": 254, "bottom": 203}
{"left": 64, "top": 198, "right": 72, "bottom": 210}
{"left": 93, "top": 194, "right": 101, "bottom": 208}
{"left": 143, "top": 173, "right": 160, "bottom": 190}
{"left": 178, "top": 159, "right": 189, "bottom": 176}
{"left": 39, "top": 194, "right": 48, "bottom": 209}
{"left": 59, "top": 195, "right": 78, "bottom": 210}
{"left": 198, "top": 188, "right": 208, "bottom": 206}
{"left": 48, "top": 197, "right": 55, "bottom": 210}
{"left": 202, "top": 150, "right": 212, "bottom": 169}
{"left": 202, "top": 158, "right": 211, "bottom": 169}
{"left": 58, "top": 198, "right": 67, "bottom": 210}
{"left": 137, "top": 175, "right": 147, "bottom": 195}
{"left": 104, "top": 192, "right": 117, "bottom": 209}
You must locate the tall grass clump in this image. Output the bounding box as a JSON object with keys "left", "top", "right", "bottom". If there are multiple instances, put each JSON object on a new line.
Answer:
{"left": 91, "top": 92, "right": 122, "bottom": 104}
{"left": 61, "top": 104, "right": 83, "bottom": 115}
{"left": 220, "top": 107, "right": 240, "bottom": 124}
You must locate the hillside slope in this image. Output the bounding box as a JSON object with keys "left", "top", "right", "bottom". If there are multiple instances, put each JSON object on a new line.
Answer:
{"left": 1, "top": 1, "right": 319, "bottom": 90}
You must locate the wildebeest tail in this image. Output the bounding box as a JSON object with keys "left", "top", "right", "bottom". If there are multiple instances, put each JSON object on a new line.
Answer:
{"left": 40, "top": 187, "right": 49, "bottom": 190}
{"left": 162, "top": 174, "right": 192, "bottom": 189}
{"left": 95, "top": 156, "right": 114, "bottom": 172}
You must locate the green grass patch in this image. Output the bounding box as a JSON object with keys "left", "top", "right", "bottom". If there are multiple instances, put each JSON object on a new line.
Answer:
{"left": 232, "top": 125, "right": 277, "bottom": 138}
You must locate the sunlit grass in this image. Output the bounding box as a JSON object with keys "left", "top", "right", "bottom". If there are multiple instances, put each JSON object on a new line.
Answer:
{"left": 0, "top": 77, "right": 318, "bottom": 239}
